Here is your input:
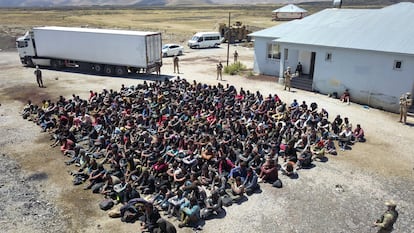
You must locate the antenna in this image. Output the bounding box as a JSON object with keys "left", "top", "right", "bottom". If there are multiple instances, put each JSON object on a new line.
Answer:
{"left": 333, "top": 0, "right": 342, "bottom": 8}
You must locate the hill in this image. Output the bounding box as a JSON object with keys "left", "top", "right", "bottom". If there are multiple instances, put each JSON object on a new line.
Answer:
{"left": 0, "top": 0, "right": 331, "bottom": 7}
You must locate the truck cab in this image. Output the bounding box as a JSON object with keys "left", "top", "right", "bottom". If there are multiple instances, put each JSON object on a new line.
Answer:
{"left": 16, "top": 31, "right": 36, "bottom": 66}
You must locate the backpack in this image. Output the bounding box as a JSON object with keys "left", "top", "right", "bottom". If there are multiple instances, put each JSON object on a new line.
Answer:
{"left": 222, "top": 194, "right": 233, "bottom": 207}
{"left": 272, "top": 179, "right": 283, "bottom": 188}
{"left": 72, "top": 176, "right": 83, "bottom": 185}
{"left": 99, "top": 199, "right": 114, "bottom": 211}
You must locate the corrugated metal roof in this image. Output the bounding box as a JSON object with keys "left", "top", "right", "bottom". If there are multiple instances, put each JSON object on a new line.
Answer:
{"left": 272, "top": 4, "right": 307, "bottom": 13}
{"left": 251, "top": 3, "right": 414, "bottom": 55}
{"left": 34, "top": 26, "right": 159, "bottom": 36}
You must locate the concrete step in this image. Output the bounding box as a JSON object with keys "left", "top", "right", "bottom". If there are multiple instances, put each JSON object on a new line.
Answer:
{"left": 291, "top": 77, "right": 313, "bottom": 92}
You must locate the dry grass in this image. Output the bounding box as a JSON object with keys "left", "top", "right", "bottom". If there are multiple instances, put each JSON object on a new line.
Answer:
{"left": 0, "top": 5, "right": 293, "bottom": 43}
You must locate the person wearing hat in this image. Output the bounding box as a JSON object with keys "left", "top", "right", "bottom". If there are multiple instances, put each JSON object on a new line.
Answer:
{"left": 34, "top": 65, "right": 44, "bottom": 88}
{"left": 283, "top": 66, "right": 292, "bottom": 91}
{"left": 399, "top": 92, "right": 412, "bottom": 124}
{"left": 373, "top": 200, "right": 398, "bottom": 232}
{"left": 173, "top": 55, "right": 180, "bottom": 74}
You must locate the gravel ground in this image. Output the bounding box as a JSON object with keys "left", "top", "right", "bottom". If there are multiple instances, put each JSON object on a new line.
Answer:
{"left": 0, "top": 46, "right": 413, "bottom": 233}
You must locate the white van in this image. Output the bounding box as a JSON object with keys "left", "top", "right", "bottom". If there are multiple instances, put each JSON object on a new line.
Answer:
{"left": 187, "top": 32, "right": 221, "bottom": 49}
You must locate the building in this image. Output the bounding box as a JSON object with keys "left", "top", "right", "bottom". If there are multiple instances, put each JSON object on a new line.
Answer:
{"left": 272, "top": 4, "right": 308, "bottom": 21}
{"left": 250, "top": 3, "right": 414, "bottom": 112}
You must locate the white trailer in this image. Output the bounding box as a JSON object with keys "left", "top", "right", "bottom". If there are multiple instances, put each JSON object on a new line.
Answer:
{"left": 16, "top": 26, "right": 162, "bottom": 75}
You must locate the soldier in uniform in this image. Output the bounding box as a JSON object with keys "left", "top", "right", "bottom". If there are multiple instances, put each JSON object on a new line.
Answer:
{"left": 233, "top": 50, "right": 239, "bottom": 63}
{"left": 283, "top": 67, "right": 292, "bottom": 91}
{"left": 399, "top": 92, "right": 412, "bottom": 124}
{"left": 34, "top": 65, "right": 44, "bottom": 88}
{"left": 173, "top": 55, "right": 180, "bottom": 74}
{"left": 216, "top": 61, "right": 223, "bottom": 80}
{"left": 373, "top": 200, "right": 398, "bottom": 233}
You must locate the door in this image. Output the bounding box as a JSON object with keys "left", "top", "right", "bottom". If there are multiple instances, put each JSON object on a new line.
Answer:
{"left": 309, "top": 52, "right": 316, "bottom": 79}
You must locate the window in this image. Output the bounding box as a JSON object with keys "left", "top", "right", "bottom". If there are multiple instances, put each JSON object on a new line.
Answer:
{"left": 204, "top": 36, "right": 220, "bottom": 41}
{"left": 394, "top": 60, "right": 402, "bottom": 70}
{"left": 17, "top": 41, "right": 28, "bottom": 48}
{"left": 267, "top": 43, "right": 280, "bottom": 60}
{"left": 325, "top": 52, "right": 332, "bottom": 61}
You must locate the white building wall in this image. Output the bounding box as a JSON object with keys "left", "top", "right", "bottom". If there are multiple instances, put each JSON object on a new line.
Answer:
{"left": 253, "top": 37, "right": 280, "bottom": 76}
{"left": 311, "top": 46, "right": 414, "bottom": 112}
{"left": 277, "top": 42, "right": 414, "bottom": 112}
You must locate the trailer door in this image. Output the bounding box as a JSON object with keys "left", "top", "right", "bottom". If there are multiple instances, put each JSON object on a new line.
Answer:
{"left": 146, "top": 33, "right": 162, "bottom": 67}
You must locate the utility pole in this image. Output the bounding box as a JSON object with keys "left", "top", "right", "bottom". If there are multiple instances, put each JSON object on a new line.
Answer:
{"left": 226, "top": 12, "right": 231, "bottom": 67}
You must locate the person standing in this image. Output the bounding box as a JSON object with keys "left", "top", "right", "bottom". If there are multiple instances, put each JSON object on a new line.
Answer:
{"left": 373, "top": 200, "right": 398, "bottom": 233}
{"left": 173, "top": 56, "right": 180, "bottom": 74}
{"left": 283, "top": 66, "right": 292, "bottom": 91}
{"left": 216, "top": 61, "right": 223, "bottom": 80}
{"left": 399, "top": 92, "right": 412, "bottom": 124}
{"left": 233, "top": 50, "right": 239, "bottom": 63}
{"left": 34, "top": 65, "right": 44, "bottom": 88}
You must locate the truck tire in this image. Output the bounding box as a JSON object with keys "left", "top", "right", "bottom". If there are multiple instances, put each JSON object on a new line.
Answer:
{"left": 163, "top": 53, "right": 168, "bottom": 57}
{"left": 51, "top": 60, "right": 60, "bottom": 70}
{"left": 93, "top": 64, "right": 103, "bottom": 73}
{"left": 178, "top": 50, "right": 183, "bottom": 56}
{"left": 25, "top": 57, "right": 34, "bottom": 67}
{"left": 104, "top": 65, "right": 113, "bottom": 75}
{"left": 115, "top": 66, "right": 127, "bottom": 76}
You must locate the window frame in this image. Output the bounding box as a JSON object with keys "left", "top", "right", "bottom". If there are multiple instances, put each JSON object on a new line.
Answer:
{"left": 393, "top": 60, "right": 402, "bottom": 70}
{"left": 266, "top": 43, "right": 281, "bottom": 60}
{"left": 325, "top": 52, "right": 332, "bottom": 62}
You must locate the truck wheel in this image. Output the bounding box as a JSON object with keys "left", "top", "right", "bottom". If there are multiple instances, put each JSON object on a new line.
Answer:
{"left": 51, "top": 60, "right": 60, "bottom": 70}
{"left": 178, "top": 50, "right": 183, "bottom": 56}
{"left": 163, "top": 53, "right": 168, "bottom": 57}
{"left": 26, "top": 57, "right": 34, "bottom": 67}
{"left": 93, "top": 64, "right": 103, "bottom": 73}
{"left": 104, "top": 65, "right": 113, "bottom": 75}
{"left": 115, "top": 66, "right": 127, "bottom": 76}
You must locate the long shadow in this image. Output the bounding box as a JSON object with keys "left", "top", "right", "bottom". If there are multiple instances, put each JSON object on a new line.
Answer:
{"left": 26, "top": 172, "right": 48, "bottom": 181}
{"left": 40, "top": 66, "right": 175, "bottom": 82}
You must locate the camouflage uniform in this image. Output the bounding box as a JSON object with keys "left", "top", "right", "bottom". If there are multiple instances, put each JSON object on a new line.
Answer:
{"left": 399, "top": 92, "right": 412, "bottom": 123}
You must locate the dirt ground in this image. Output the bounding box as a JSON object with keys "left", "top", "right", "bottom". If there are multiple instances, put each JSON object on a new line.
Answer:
{"left": 1, "top": 45, "right": 413, "bottom": 233}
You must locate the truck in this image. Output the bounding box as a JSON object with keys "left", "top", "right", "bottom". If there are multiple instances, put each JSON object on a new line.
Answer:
{"left": 219, "top": 21, "right": 253, "bottom": 44}
{"left": 16, "top": 26, "right": 163, "bottom": 75}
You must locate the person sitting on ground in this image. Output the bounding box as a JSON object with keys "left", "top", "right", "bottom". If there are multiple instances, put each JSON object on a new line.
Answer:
{"left": 228, "top": 161, "right": 248, "bottom": 182}
{"left": 258, "top": 158, "right": 278, "bottom": 183}
{"left": 230, "top": 176, "right": 245, "bottom": 197}
{"left": 153, "top": 218, "right": 177, "bottom": 233}
{"left": 178, "top": 197, "right": 200, "bottom": 228}
{"left": 200, "top": 190, "right": 223, "bottom": 220}
{"left": 311, "top": 139, "right": 326, "bottom": 161}
{"left": 324, "top": 136, "right": 337, "bottom": 155}
{"left": 338, "top": 126, "right": 353, "bottom": 151}
{"left": 141, "top": 202, "right": 161, "bottom": 233}
{"left": 297, "top": 146, "right": 313, "bottom": 169}
{"left": 280, "top": 160, "right": 296, "bottom": 177}
{"left": 166, "top": 189, "right": 186, "bottom": 218}
{"left": 243, "top": 167, "right": 260, "bottom": 195}
{"left": 340, "top": 89, "right": 350, "bottom": 104}
{"left": 353, "top": 124, "right": 365, "bottom": 142}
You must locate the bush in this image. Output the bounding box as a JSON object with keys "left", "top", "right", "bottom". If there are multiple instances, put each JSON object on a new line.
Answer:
{"left": 224, "top": 62, "right": 246, "bottom": 75}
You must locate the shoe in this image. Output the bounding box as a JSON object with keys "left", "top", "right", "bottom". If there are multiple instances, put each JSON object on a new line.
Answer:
{"left": 178, "top": 223, "right": 185, "bottom": 228}
{"left": 258, "top": 178, "right": 263, "bottom": 183}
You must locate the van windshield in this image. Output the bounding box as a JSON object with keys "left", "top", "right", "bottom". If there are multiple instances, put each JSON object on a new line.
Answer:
{"left": 191, "top": 36, "right": 199, "bottom": 41}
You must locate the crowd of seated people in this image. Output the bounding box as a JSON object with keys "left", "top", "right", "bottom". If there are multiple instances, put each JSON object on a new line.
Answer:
{"left": 21, "top": 77, "right": 365, "bottom": 231}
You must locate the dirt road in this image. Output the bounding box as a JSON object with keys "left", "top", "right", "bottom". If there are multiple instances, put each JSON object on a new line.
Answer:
{"left": 1, "top": 46, "right": 413, "bottom": 233}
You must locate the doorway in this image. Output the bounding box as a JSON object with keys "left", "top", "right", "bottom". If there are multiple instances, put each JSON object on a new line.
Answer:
{"left": 309, "top": 52, "right": 316, "bottom": 79}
